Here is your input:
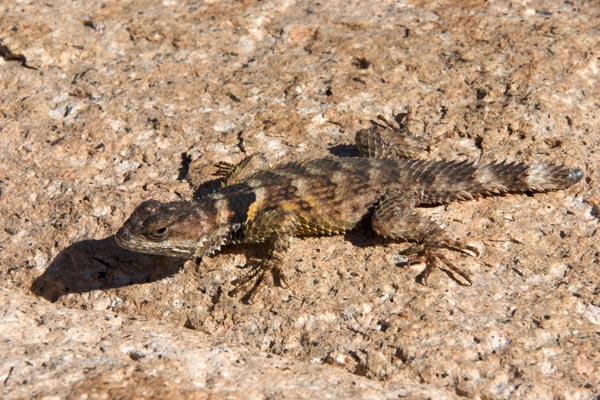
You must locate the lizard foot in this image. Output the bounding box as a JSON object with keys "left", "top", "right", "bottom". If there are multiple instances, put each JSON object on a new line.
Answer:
{"left": 228, "top": 261, "right": 289, "bottom": 304}
{"left": 228, "top": 263, "right": 266, "bottom": 304}
{"left": 400, "top": 240, "right": 480, "bottom": 286}
{"left": 213, "top": 161, "right": 236, "bottom": 177}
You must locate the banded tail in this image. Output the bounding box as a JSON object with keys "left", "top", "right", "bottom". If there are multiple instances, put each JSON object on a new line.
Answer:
{"left": 408, "top": 159, "right": 583, "bottom": 204}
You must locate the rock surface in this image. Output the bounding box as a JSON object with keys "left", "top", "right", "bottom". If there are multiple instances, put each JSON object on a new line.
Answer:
{"left": 1, "top": 0, "right": 599, "bottom": 398}
{"left": 2, "top": 289, "right": 447, "bottom": 399}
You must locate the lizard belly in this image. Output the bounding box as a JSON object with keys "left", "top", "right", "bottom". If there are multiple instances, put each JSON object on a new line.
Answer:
{"left": 295, "top": 214, "right": 357, "bottom": 236}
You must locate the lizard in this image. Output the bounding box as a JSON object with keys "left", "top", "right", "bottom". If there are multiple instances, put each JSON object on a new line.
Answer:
{"left": 115, "top": 116, "right": 583, "bottom": 302}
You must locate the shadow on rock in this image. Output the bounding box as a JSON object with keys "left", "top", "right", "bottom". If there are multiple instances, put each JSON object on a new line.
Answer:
{"left": 31, "top": 236, "right": 186, "bottom": 302}
{"left": 328, "top": 144, "right": 359, "bottom": 158}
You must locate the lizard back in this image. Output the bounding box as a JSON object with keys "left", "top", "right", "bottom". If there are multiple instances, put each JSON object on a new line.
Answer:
{"left": 211, "top": 156, "right": 582, "bottom": 237}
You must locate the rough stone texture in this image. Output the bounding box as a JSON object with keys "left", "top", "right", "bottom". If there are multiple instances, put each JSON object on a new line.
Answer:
{"left": 2, "top": 289, "right": 446, "bottom": 399}
{"left": 1, "top": 0, "right": 598, "bottom": 399}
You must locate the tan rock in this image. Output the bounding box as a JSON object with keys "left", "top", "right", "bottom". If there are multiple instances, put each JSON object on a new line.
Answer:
{"left": 1, "top": 0, "right": 598, "bottom": 398}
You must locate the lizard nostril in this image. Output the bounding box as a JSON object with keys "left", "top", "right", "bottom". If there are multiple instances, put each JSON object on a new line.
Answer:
{"left": 116, "top": 227, "right": 127, "bottom": 239}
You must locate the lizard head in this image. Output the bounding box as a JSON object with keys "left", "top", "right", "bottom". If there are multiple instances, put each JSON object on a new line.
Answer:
{"left": 115, "top": 199, "right": 225, "bottom": 258}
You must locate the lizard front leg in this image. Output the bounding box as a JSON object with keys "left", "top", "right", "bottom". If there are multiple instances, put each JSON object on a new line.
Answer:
{"left": 229, "top": 210, "right": 299, "bottom": 303}
{"left": 371, "top": 189, "right": 479, "bottom": 285}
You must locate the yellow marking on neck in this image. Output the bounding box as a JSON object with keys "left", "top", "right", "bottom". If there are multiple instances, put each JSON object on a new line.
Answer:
{"left": 246, "top": 200, "right": 261, "bottom": 222}
{"left": 280, "top": 201, "right": 301, "bottom": 213}
{"left": 246, "top": 187, "right": 267, "bottom": 223}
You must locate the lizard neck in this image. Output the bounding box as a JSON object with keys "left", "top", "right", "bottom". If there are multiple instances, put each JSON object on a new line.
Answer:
{"left": 193, "top": 193, "right": 241, "bottom": 257}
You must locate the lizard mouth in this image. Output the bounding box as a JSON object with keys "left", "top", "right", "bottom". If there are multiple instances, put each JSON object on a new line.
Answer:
{"left": 113, "top": 226, "right": 193, "bottom": 258}
{"left": 113, "top": 227, "right": 133, "bottom": 250}
{"left": 114, "top": 232, "right": 195, "bottom": 258}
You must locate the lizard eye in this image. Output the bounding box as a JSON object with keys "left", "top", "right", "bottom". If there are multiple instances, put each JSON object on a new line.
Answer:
{"left": 146, "top": 226, "right": 170, "bottom": 241}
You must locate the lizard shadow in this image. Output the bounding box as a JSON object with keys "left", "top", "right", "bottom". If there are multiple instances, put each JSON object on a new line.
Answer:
{"left": 327, "top": 144, "right": 359, "bottom": 158}
{"left": 30, "top": 236, "right": 186, "bottom": 302}
{"left": 341, "top": 227, "right": 386, "bottom": 248}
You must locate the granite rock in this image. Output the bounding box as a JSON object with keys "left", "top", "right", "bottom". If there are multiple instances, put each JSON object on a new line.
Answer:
{"left": 1, "top": 0, "right": 598, "bottom": 398}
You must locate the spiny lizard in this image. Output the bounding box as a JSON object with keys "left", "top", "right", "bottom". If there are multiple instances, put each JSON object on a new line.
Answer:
{"left": 115, "top": 116, "right": 583, "bottom": 301}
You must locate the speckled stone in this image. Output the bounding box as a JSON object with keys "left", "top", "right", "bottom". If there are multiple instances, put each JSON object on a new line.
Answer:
{"left": 1, "top": 0, "right": 598, "bottom": 398}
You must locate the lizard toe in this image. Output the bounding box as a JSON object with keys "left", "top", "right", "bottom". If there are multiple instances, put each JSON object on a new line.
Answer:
{"left": 402, "top": 244, "right": 474, "bottom": 286}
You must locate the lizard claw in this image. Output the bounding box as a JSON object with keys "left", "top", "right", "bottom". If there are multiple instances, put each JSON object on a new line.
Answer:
{"left": 272, "top": 266, "right": 289, "bottom": 289}
{"left": 438, "top": 239, "right": 480, "bottom": 257}
{"left": 213, "top": 161, "right": 236, "bottom": 177}
{"left": 228, "top": 260, "right": 289, "bottom": 303}
{"left": 228, "top": 263, "right": 266, "bottom": 304}
{"left": 416, "top": 251, "right": 472, "bottom": 286}
{"left": 400, "top": 240, "right": 478, "bottom": 286}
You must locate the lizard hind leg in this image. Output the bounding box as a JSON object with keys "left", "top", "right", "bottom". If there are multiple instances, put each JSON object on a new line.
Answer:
{"left": 214, "top": 153, "right": 271, "bottom": 187}
{"left": 371, "top": 190, "right": 479, "bottom": 286}
{"left": 355, "top": 113, "right": 429, "bottom": 160}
